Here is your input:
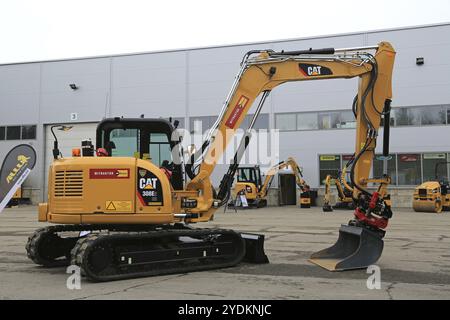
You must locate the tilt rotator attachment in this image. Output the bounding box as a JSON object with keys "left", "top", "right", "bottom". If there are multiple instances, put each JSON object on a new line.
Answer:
{"left": 310, "top": 189, "right": 391, "bottom": 271}
{"left": 310, "top": 187, "right": 392, "bottom": 271}
{"left": 310, "top": 100, "right": 393, "bottom": 271}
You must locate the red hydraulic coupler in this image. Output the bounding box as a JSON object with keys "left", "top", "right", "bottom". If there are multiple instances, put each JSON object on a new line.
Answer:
{"left": 369, "top": 192, "right": 379, "bottom": 209}
{"left": 354, "top": 192, "right": 388, "bottom": 229}
{"left": 354, "top": 208, "right": 388, "bottom": 229}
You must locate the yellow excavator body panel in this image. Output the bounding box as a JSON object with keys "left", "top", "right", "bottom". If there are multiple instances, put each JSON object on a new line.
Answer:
{"left": 233, "top": 182, "right": 258, "bottom": 200}
{"left": 41, "top": 157, "right": 176, "bottom": 224}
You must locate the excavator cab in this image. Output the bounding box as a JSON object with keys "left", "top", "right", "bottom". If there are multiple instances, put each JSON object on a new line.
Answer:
{"left": 234, "top": 166, "right": 266, "bottom": 207}
{"left": 94, "top": 117, "right": 184, "bottom": 190}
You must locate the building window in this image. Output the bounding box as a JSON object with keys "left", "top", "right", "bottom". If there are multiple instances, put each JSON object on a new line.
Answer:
{"left": 447, "top": 107, "right": 450, "bottom": 124}
{"left": 0, "top": 127, "right": 5, "bottom": 140}
{"left": 250, "top": 113, "right": 269, "bottom": 130}
{"left": 393, "top": 107, "right": 421, "bottom": 126}
{"left": 423, "top": 153, "right": 447, "bottom": 182}
{"left": 318, "top": 112, "right": 340, "bottom": 129}
{"left": 373, "top": 154, "right": 397, "bottom": 185}
{"left": 297, "top": 113, "right": 318, "bottom": 130}
{"left": 21, "top": 125, "right": 37, "bottom": 140}
{"left": 319, "top": 155, "right": 341, "bottom": 185}
{"left": 420, "top": 106, "right": 446, "bottom": 125}
{"left": 6, "top": 126, "right": 21, "bottom": 140}
{"left": 338, "top": 111, "right": 356, "bottom": 129}
{"left": 275, "top": 113, "right": 296, "bottom": 131}
{"left": 190, "top": 116, "right": 216, "bottom": 133}
{"left": 276, "top": 104, "right": 450, "bottom": 132}
{"left": 239, "top": 113, "right": 269, "bottom": 130}
{"left": 397, "top": 154, "right": 421, "bottom": 185}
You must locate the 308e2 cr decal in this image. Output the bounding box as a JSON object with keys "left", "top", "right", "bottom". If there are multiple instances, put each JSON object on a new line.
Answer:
{"left": 136, "top": 168, "right": 163, "bottom": 206}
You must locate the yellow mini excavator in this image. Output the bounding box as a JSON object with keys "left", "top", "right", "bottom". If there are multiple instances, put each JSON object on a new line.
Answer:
{"left": 27, "top": 42, "right": 396, "bottom": 280}
{"left": 413, "top": 162, "right": 450, "bottom": 213}
{"left": 322, "top": 173, "right": 355, "bottom": 212}
{"left": 232, "top": 157, "right": 311, "bottom": 208}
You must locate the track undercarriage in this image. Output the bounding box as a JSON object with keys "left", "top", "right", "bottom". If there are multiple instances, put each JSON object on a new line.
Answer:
{"left": 26, "top": 224, "right": 262, "bottom": 282}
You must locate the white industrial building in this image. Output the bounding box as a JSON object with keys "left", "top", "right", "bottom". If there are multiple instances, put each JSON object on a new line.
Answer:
{"left": 1, "top": 23, "right": 449, "bottom": 206}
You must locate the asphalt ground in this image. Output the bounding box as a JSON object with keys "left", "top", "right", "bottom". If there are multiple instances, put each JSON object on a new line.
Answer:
{"left": 0, "top": 205, "right": 449, "bottom": 300}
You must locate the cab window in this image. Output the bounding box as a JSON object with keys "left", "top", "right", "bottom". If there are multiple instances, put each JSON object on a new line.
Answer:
{"left": 149, "top": 133, "right": 171, "bottom": 166}
{"left": 110, "top": 129, "right": 139, "bottom": 157}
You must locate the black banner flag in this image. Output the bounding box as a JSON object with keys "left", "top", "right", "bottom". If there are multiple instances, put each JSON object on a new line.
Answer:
{"left": 0, "top": 144, "right": 36, "bottom": 212}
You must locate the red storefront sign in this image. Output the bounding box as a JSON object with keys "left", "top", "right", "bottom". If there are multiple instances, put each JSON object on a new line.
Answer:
{"left": 399, "top": 154, "right": 418, "bottom": 162}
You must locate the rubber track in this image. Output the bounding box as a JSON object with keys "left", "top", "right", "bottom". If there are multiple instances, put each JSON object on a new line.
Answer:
{"left": 26, "top": 224, "right": 166, "bottom": 268}
{"left": 70, "top": 228, "right": 245, "bottom": 282}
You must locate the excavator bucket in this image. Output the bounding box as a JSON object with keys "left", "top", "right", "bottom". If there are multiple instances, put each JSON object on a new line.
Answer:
{"left": 309, "top": 225, "right": 383, "bottom": 271}
{"left": 240, "top": 233, "right": 269, "bottom": 264}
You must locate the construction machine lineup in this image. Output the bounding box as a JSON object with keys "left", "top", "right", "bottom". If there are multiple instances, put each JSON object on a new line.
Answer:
{"left": 322, "top": 173, "right": 355, "bottom": 212}
{"left": 25, "top": 41, "right": 398, "bottom": 281}
{"left": 231, "top": 157, "right": 311, "bottom": 209}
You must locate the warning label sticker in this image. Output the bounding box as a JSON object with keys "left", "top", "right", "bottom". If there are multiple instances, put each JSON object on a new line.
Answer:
{"left": 105, "top": 201, "right": 132, "bottom": 212}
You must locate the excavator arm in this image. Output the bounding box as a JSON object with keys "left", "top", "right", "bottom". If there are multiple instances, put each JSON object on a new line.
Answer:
{"left": 179, "top": 42, "right": 395, "bottom": 271}
{"left": 183, "top": 42, "right": 395, "bottom": 220}
{"left": 258, "top": 157, "right": 308, "bottom": 199}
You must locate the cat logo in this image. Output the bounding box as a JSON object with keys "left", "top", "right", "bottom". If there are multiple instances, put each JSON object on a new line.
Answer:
{"left": 308, "top": 66, "right": 322, "bottom": 76}
{"left": 139, "top": 178, "right": 158, "bottom": 190}
{"left": 299, "top": 63, "right": 333, "bottom": 77}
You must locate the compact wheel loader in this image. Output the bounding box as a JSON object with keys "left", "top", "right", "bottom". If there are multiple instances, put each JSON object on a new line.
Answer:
{"left": 27, "top": 42, "right": 396, "bottom": 281}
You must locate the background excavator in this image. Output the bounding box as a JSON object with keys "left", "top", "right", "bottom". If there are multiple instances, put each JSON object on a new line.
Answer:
{"left": 322, "top": 172, "right": 355, "bottom": 212}
{"left": 413, "top": 162, "right": 450, "bottom": 213}
{"left": 27, "top": 42, "right": 396, "bottom": 281}
{"left": 231, "top": 157, "right": 311, "bottom": 208}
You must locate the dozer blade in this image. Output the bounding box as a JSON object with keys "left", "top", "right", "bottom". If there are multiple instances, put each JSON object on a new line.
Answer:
{"left": 322, "top": 205, "right": 333, "bottom": 212}
{"left": 309, "top": 225, "right": 383, "bottom": 271}
{"left": 240, "top": 233, "right": 269, "bottom": 264}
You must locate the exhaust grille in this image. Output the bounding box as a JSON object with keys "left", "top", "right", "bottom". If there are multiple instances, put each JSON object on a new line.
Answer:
{"left": 418, "top": 188, "right": 428, "bottom": 197}
{"left": 54, "top": 170, "right": 83, "bottom": 197}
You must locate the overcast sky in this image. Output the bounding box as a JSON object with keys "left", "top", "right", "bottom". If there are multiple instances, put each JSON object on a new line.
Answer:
{"left": 0, "top": 0, "right": 449, "bottom": 64}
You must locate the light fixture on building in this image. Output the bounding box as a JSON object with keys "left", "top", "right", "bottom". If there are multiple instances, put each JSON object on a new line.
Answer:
{"left": 69, "top": 83, "right": 79, "bottom": 90}
{"left": 416, "top": 57, "right": 425, "bottom": 66}
{"left": 50, "top": 125, "right": 73, "bottom": 159}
